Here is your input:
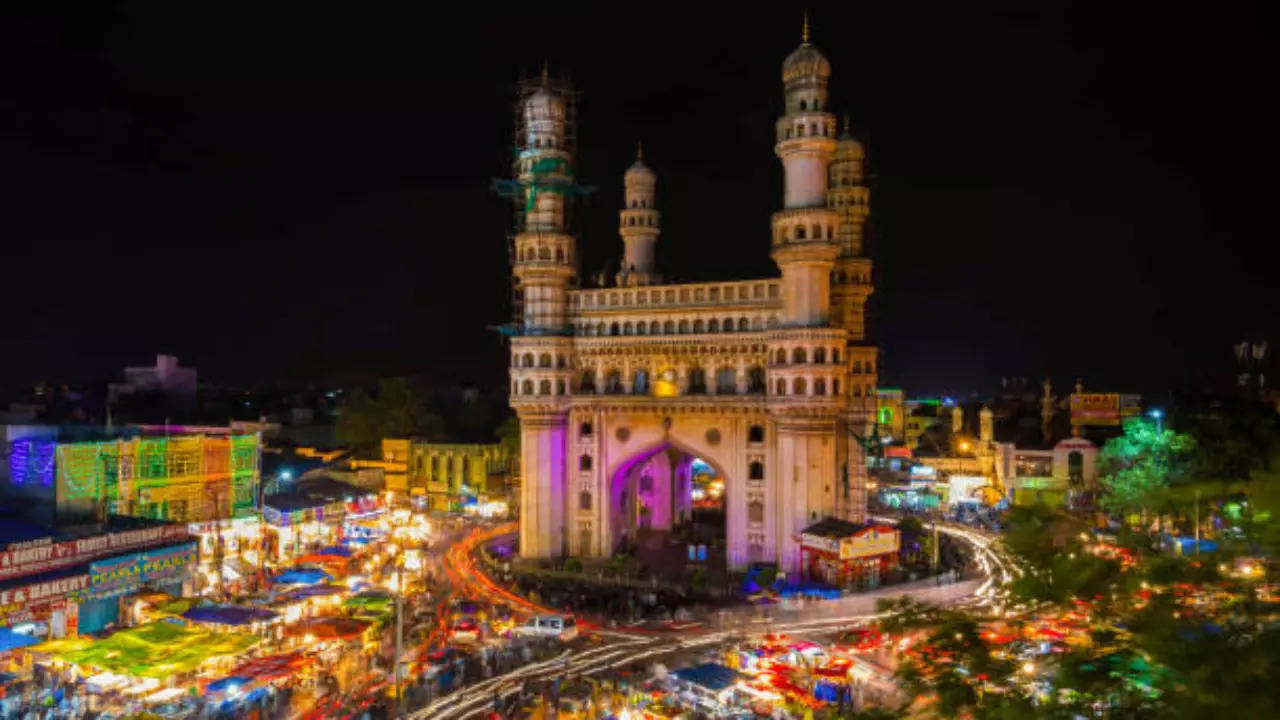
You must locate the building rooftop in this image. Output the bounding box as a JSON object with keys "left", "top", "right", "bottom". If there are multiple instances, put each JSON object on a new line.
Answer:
{"left": 801, "top": 517, "right": 895, "bottom": 539}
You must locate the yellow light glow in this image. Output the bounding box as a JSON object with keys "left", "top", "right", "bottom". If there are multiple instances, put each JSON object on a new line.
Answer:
{"left": 1021, "top": 661, "right": 1035, "bottom": 675}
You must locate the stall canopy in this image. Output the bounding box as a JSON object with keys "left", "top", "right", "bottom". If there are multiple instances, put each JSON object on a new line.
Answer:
{"left": 229, "top": 651, "right": 311, "bottom": 681}
{"left": 272, "top": 568, "right": 331, "bottom": 585}
{"left": 0, "top": 627, "right": 39, "bottom": 652}
{"left": 33, "top": 620, "right": 260, "bottom": 678}
{"left": 343, "top": 591, "right": 393, "bottom": 613}
{"left": 182, "top": 604, "right": 279, "bottom": 626}
{"left": 673, "top": 663, "right": 746, "bottom": 693}
{"left": 314, "top": 546, "right": 353, "bottom": 558}
{"left": 283, "top": 617, "right": 370, "bottom": 641}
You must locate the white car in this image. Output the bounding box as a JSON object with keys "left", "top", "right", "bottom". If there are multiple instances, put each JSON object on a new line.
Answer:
{"left": 513, "top": 614, "right": 578, "bottom": 641}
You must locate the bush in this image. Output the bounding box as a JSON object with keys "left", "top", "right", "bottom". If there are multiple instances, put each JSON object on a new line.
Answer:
{"left": 563, "top": 556, "right": 584, "bottom": 574}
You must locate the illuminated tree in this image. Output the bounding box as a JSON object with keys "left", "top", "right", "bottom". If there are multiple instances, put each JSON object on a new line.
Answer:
{"left": 1096, "top": 418, "right": 1194, "bottom": 519}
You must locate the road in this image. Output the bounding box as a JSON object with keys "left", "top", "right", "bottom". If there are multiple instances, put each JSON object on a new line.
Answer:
{"left": 411, "top": 518, "right": 1026, "bottom": 719}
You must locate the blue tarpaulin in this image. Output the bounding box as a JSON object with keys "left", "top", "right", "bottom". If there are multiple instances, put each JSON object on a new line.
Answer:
{"left": 673, "top": 663, "right": 745, "bottom": 693}
{"left": 271, "top": 568, "right": 332, "bottom": 585}
{"left": 206, "top": 676, "right": 252, "bottom": 693}
{"left": 0, "top": 627, "right": 38, "bottom": 652}
{"left": 314, "top": 546, "right": 353, "bottom": 558}
{"left": 183, "top": 605, "right": 279, "bottom": 626}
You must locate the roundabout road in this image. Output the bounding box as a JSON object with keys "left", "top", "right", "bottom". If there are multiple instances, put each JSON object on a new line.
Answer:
{"left": 415, "top": 519, "right": 1025, "bottom": 719}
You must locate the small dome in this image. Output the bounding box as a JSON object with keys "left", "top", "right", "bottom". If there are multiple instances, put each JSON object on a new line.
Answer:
{"left": 782, "top": 42, "right": 831, "bottom": 85}
{"left": 625, "top": 143, "right": 654, "bottom": 183}
{"left": 836, "top": 134, "right": 865, "bottom": 161}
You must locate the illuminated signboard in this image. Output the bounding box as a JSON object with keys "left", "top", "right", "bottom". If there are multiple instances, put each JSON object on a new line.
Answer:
{"left": 1070, "top": 393, "right": 1121, "bottom": 426}
{"left": 909, "top": 465, "right": 936, "bottom": 478}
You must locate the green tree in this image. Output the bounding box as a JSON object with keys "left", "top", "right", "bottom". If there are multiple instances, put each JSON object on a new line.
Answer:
{"left": 335, "top": 378, "right": 442, "bottom": 456}
{"left": 1096, "top": 418, "right": 1195, "bottom": 520}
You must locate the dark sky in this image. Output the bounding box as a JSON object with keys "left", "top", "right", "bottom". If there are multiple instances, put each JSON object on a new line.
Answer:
{"left": 2, "top": 2, "right": 1273, "bottom": 398}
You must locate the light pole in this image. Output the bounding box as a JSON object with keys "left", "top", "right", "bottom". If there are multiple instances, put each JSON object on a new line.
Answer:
{"left": 1148, "top": 408, "right": 1164, "bottom": 434}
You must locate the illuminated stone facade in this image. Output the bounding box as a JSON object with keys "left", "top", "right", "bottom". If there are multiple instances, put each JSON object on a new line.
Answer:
{"left": 508, "top": 28, "right": 878, "bottom": 573}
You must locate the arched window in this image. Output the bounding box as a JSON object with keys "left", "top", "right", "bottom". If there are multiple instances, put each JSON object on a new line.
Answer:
{"left": 650, "top": 321, "right": 660, "bottom": 334}
{"left": 809, "top": 123, "right": 817, "bottom": 136}
{"left": 461, "top": 455, "right": 470, "bottom": 481}
{"left": 538, "top": 246, "right": 550, "bottom": 260}
{"left": 813, "top": 348, "right": 826, "bottom": 364}
{"left": 749, "top": 461, "right": 764, "bottom": 480}
{"left": 832, "top": 379, "right": 840, "bottom": 395}
{"left": 555, "top": 247, "right": 565, "bottom": 261}
{"left": 664, "top": 320, "right": 675, "bottom": 334}
{"left": 723, "top": 317, "right": 734, "bottom": 332}
{"left": 793, "top": 347, "right": 807, "bottom": 364}
{"left": 693, "top": 319, "right": 705, "bottom": 333}
{"left": 628, "top": 217, "right": 635, "bottom": 226}
{"left": 775, "top": 349, "right": 787, "bottom": 364}
{"left": 793, "top": 377, "right": 807, "bottom": 395}
{"left": 1068, "top": 451, "right": 1084, "bottom": 486}
{"left": 633, "top": 369, "right": 650, "bottom": 395}
{"left": 687, "top": 367, "right": 707, "bottom": 394}
{"left": 539, "top": 353, "right": 552, "bottom": 368}
{"left": 796, "top": 225, "right": 806, "bottom": 239}
{"left": 556, "top": 379, "right": 565, "bottom": 395}
{"left": 797, "top": 124, "right": 805, "bottom": 137}
{"left": 748, "top": 425, "right": 765, "bottom": 443}
{"left": 522, "top": 353, "right": 534, "bottom": 367}
{"left": 579, "top": 454, "right": 592, "bottom": 471}
{"left": 814, "top": 378, "right": 827, "bottom": 395}
{"left": 579, "top": 371, "right": 596, "bottom": 393}
{"left": 521, "top": 379, "right": 534, "bottom": 395}
{"left": 775, "top": 379, "right": 786, "bottom": 396}
{"left": 557, "top": 355, "right": 567, "bottom": 368}
{"left": 511, "top": 381, "right": 518, "bottom": 395}
{"left": 678, "top": 319, "right": 690, "bottom": 333}
{"left": 853, "top": 385, "right": 862, "bottom": 398}
{"left": 623, "top": 321, "right": 634, "bottom": 335}
{"left": 799, "top": 99, "right": 807, "bottom": 111}
{"left": 832, "top": 349, "right": 840, "bottom": 364}
{"left": 635, "top": 322, "right": 646, "bottom": 335}
{"left": 810, "top": 225, "right": 820, "bottom": 240}
{"left": 865, "top": 361, "right": 873, "bottom": 373}
{"left": 610, "top": 322, "right": 620, "bottom": 336}
{"left": 716, "top": 367, "right": 736, "bottom": 394}
{"left": 707, "top": 318, "right": 719, "bottom": 333}
{"left": 785, "top": 128, "right": 792, "bottom": 139}
{"left": 596, "top": 323, "right": 606, "bottom": 336}
{"left": 539, "top": 380, "right": 551, "bottom": 395}
{"left": 747, "top": 367, "right": 766, "bottom": 393}
{"left": 605, "top": 369, "right": 622, "bottom": 394}
{"left": 738, "top": 318, "right": 749, "bottom": 331}
{"left": 579, "top": 491, "right": 592, "bottom": 511}
{"left": 826, "top": 226, "right": 833, "bottom": 240}
{"left": 580, "top": 421, "right": 593, "bottom": 437}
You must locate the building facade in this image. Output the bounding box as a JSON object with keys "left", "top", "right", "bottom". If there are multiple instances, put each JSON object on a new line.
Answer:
{"left": 506, "top": 26, "right": 878, "bottom": 573}
{"left": 376, "top": 438, "right": 514, "bottom": 512}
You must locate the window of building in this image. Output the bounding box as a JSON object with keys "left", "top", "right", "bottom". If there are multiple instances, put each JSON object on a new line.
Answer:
{"left": 748, "top": 499, "right": 764, "bottom": 522}
{"left": 748, "top": 425, "right": 765, "bottom": 443}
{"left": 793, "top": 377, "right": 807, "bottom": 394}
{"left": 580, "top": 454, "right": 592, "bottom": 471}
{"left": 814, "top": 379, "right": 827, "bottom": 396}
{"left": 793, "top": 347, "right": 807, "bottom": 363}
{"left": 775, "top": 379, "right": 786, "bottom": 396}
{"left": 539, "top": 380, "right": 552, "bottom": 395}
{"left": 580, "top": 421, "right": 593, "bottom": 437}
{"left": 579, "top": 491, "right": 592, "bottom": 510}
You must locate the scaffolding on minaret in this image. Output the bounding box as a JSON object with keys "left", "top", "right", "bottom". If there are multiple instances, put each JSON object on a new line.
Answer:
{"left": 490, "top": 67, "right": 595, "bottom": 333}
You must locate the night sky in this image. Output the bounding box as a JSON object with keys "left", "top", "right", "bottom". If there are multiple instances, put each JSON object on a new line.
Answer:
{"left": 2, "top": 3, "right": 1273, "bottom": 398}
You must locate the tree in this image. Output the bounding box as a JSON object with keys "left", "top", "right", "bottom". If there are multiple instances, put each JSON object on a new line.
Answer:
{"left": 336, "top": 378, "right": 442, "bottom": 456}
{"left": 1096, "top": 418, "right": 1195, "bottom": 519}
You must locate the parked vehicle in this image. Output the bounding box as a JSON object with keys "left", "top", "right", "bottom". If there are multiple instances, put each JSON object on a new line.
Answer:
{"left": 513, "top": 614, "right": 578, "bottom": 641}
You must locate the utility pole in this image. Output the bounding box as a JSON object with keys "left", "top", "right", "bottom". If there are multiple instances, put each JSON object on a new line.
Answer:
{"left": 1194, "top": 490, "right": 1201, "bottom": 556}
{"left": 394, "top": 561, "right": 404, "bottom": 719}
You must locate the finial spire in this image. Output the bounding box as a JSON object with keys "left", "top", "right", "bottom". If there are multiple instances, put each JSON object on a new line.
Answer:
{"left": 842, "top": 113, "right": 851, "bottom": 134}
{"left": 636, "top": 141, "right": 643, "bottom": 162}
{"left": 540, "top": 61, "right": 549, "bottom": 86}
{"left": 802, "top": 11, "right": 810, "bottom": 44}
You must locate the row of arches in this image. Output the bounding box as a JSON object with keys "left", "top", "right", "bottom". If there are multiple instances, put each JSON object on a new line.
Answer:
{"left": 778, "top": 222, "right": 836, "bottom": 243}
{"left": 576, "top": 316, "right": 778, "bottom": 337}
{"left": 517, "top": 245, "right": 567, "bottom": 262}
{"left": 627, "top": 198, "right": 651, "bottom": 209}
{"left": 624, "top": 215, "right": 656, "bottom": 227}
{"left": 514, "top": 352, "right": 569, "bottom": 369}
{"left": 576, "top": 281, "right": 779, "bottom": 308}
{"left": 512, "top": 378, "right": 568, "bottom": 396}
{"left": 772, "top": 346, "right": 843, "bottom": 365}
{"left": 579, "top": 366, "right": 767, "bottom": 395}
{"left": 782, "top": 119, "right": 836, "bottom": 141}
{"left": 832, "top": 269, "right": 870, "bottom": 285}
{"left": 773, "top": 377, "right": 841, "bottom": 397}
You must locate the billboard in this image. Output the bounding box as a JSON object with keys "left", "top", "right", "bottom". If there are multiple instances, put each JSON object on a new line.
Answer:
{"left": 1070, "top": 393, "right": 1121, "bottom": 426}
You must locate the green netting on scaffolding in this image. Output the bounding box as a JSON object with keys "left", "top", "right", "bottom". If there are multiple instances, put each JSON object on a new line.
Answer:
{"left": 136, "top": 438, "right": 169, "bottom": 487}
{"left": 491, "top": 156, "right": 594, "bottom": 214}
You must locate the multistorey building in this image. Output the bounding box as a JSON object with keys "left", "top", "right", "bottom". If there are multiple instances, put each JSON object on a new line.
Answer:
{"left": 505, "top": 25, "right": 878, "bottom": 573}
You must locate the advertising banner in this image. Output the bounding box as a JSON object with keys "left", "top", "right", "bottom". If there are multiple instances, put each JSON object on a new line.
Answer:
{"left": 840, "top": 527, "right": 899, "bottom": 560}
{"left": 1070, "top": 393, "right": 1121, "bottom": 426}
{"left": 89, "top": 542, "right": 197, "bottom": 598}
{"left": 1, "top": 524, "right": 190, "bottom": 581}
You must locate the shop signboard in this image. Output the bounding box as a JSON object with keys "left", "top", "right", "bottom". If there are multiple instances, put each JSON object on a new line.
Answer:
{"left": 89, "top": 542, "right": 198, "bottom": 598}
{"left": 0, "top": 574, "right": 90, "bottom": 627}
{"left": 1070, "top": 393, "right": 1121, "bottom": 426}
{"left": 840, "top": 527, "right": 899, "bottom": 560}
{"left": 1, "top": 524, "right": 189, "bottom": 581}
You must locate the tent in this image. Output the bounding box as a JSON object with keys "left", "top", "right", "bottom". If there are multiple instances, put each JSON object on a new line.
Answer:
{"left": 182, "top": 604, "right": 279, "bottom": 626}
{"left": 283, "top": 616, "right": 371, "bottom": 641}
{"left": 314, "top": 546, "right": 353, "bottom": 558}
{"left": 33, "top": 620, "right": 260, "bottom": 678}
{"left": 279, "top": 584, "right": 346, "bottom": 603}
{"left": 0, "top": 627, "right": 39, "bottom": 653}
{"left": 272, "top": 568, "right": 332, "bottom": 585}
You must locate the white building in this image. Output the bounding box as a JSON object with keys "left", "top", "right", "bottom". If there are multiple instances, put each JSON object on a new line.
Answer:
{"left": 107, "top": 354, "right": 197, "bottom": 405}
{"left": 507, "top": 22, "right": 878, "bottom": 574}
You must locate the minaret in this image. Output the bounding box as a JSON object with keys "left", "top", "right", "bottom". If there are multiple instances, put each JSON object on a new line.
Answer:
{"left": 766, "top": 16, "right": 849, "bottom": 574}
{"left": 770, "top": 14, "right": 841, "bottom": 326}
{"left": 616, "top": 143, "right": 661, "bottom": 287}
{"left": 507, "top": 66, "right": 578, "bottom": 560}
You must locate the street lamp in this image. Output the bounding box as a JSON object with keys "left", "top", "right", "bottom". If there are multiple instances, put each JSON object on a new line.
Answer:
{"left": 1148, "top": 408, "right": 1163, "bottom": 433}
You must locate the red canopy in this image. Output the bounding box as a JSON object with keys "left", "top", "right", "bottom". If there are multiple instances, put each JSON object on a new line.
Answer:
{"left": 285, "top": 617, "right": 371, "bottom": 640}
